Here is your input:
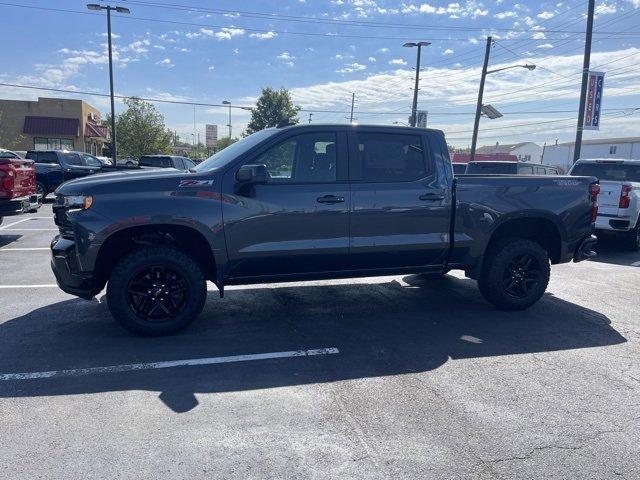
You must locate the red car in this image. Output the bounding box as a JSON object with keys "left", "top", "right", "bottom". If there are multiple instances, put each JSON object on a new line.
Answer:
{"left": 0, "top": 149, "right": 40, "bottom": 225}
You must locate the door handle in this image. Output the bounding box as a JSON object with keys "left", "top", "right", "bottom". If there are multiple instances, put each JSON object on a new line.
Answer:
{"left": 317, "top": 195, "right": 345, "bottom": 204}
{"left": 419, "top": 193, "right": 445, "bottom": 201}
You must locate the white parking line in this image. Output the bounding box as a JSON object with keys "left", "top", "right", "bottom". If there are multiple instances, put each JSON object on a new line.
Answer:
{"left": 0, "top": 218, "right": 32, "bottom": 230}
{"left": 0, "top": 228, "right": 58, "bottom": 231}
{"left": 0, "top": 284, "right": 58, "bottom": 288}
{"left": 0, "top": 348, "right": 340, "bottom": 380}
{"left": 0, "top": 247, "right": 50, "bottom": 251}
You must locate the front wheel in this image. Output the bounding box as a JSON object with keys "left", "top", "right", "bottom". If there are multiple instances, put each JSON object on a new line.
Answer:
{"left": 477, "top": 238, "right": 550, "bottom": 310}
{"left": 36, "top": 182, "right": 47, "bottom": 204}
{"left": 106, "top": 246, "right": 207, "bottom": 335}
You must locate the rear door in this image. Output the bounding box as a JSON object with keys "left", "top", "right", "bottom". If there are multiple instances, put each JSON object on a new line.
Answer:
{"left": 222, "top": 127, "right": 350, "bottom": 278}
{"left": 31, "top": 151, "right": 64, "bottom": 191}
{"left": 347, "top": 128, "right": 451, "bottom": 269}
{"left": 61, "top": 152, "right": 95, "bottom": 182}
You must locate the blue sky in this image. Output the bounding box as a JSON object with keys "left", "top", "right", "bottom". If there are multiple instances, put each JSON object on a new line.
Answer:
{"left": 0, "top": 0, "right": 638, "bottom": 147}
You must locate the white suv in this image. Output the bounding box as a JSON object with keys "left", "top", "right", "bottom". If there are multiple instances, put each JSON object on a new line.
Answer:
{"left": 570, "top": 159, "right": 640, "bottom": 251}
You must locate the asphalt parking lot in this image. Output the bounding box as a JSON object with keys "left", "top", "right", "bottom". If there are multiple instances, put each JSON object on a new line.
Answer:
{"left": 1, "top": 203, "right": 639, "bottom": 479}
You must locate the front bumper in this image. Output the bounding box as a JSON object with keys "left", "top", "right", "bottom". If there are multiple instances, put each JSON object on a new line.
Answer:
{"left": 50, "top": 235, "right": 97, "bottom": 299}
{"left": 573, "top": 234, "right": 598, "bottom": 262}
{"left": 0, "top": 194, "right": 41, "bottom": 216}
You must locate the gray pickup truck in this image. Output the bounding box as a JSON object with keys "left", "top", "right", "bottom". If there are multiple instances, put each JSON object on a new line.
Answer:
{"left": 51, "top": 124, "right": 599, "bottom": 335}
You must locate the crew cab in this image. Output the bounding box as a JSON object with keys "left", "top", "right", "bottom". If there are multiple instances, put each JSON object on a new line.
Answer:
{"left": 51, "top": 124, "right": 599, "bottom": 335}
{"left": 0, "top": 149, "right": 40, "bottom": 224}
{"left": 26, "top": 150, "right": 136, "bottom": 200}
{"left": 569, "top": 158, "right": 640, "bottom": 250}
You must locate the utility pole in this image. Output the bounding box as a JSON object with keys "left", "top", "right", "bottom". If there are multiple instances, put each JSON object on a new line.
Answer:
{"left": 470, "top": 36, "right": 492, "bottom": 163}
{"left": 403, "top": 42, "right": 430, "bottom": 127}
{"left": 573, "top": 0, "right": 595, "bottom": 164}
{"left": 349, "top": 93, "right": 356, "bottom": 123}
{"left": 308, "top": 112, "right": 313, "bottom": 124}
{"left": 87, "top": 4, "right": 130, "bottom": 161}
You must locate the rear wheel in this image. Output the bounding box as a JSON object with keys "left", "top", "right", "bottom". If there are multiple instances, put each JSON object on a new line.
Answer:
{"left": 36, "top": 182, "right": 47, "bottom": 204}
{"left": 106, "top": 246, "right": 207, "bottom": 335}
{"left": 478, "top": 238, "right": 550, "bottom": 310}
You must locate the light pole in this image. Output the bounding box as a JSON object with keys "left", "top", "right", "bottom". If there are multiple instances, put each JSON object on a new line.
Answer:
{"left": 403, "top": 41, "right": 430, "bottom": 127}
{"left": 470, "top": 36, "right": 535, "bottom": 162}
{"left": 87, "top": 3, "right": 129, "bottom": 161}
{"left": 222, "top": 100, "right": 232, "bottom": 138}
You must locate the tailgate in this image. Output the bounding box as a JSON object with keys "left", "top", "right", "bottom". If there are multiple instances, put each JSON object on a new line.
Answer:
{"left": 11, "top": 158, "right": 36, "bottom": 198}
{"left": 597, "top": 181, "right": 621, "bottom": 214}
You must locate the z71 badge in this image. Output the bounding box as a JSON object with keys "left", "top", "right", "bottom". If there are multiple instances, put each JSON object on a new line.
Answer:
{"left": 179, "top": 179, "right": 214, "bottom": 187}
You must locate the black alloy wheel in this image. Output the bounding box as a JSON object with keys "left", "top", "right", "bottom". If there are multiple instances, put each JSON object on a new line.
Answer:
{"left": 126, "top": 265, "right": 189, "bottom": 322}
{"left": 502, "top": 253, "right": 541, "bottom": 299}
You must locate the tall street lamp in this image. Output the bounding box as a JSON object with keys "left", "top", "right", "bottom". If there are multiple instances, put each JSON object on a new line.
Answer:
{"left": 222, "top": 100, "right": 232, "bottom": 138}
{"left": 403, "top": 41, "right": 430, "bottom": 127}
{"left": 470, "top": 36, "right": 536, "bottom": 162}
{"left": 87, "top": 3, "right": 130, "bottom": 162}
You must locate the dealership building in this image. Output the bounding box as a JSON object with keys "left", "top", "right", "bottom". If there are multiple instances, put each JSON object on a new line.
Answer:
{"left": 0, "top": 97, "right": 109, "bottom": 154}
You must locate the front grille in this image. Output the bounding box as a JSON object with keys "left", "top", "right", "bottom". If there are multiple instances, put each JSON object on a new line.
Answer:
{"left": 52, "top": 200, "right": 74, "bottom": 237}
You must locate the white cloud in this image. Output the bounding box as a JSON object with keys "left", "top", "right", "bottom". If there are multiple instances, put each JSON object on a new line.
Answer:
{"left": 215, "top": 27, "right": 245, "bottom": 41}
{"left": 333, "top": 53, "right": 354, "bottom": 60}
{"left": 368, "top": 56, "right": 376, "bottom": 62}
{"left": 595, "top": 2, "right": 616, "bottom": 14}
{"left": 532, "top": 31, "right": 546, "bottom": 39}
{"left": 537, "top": 11, "right": 555, "bottom": 19}
{"left": 199, "top": 28, "right": 214, "bottom": 37}
{"left": 336, "top": 62, "right": 367, "bottom": 73}
{"left": 537, "top": 43, "right": 554, "bottom": 49}
{"left": 277, "top": 51, "right": 295, "bottom": 66}
{"left": 208, "top": 66, "right": 215, "bottom": 71}
{"left": 495, "top": 10, "right": 517, "bottom": 19}
{"left": 400, "top": 1, "right": 490, "bottom": 18}
{"left": 249, "top": 31, "right": 277, "bottom": 40}
{"left": 443, "top": 48, "right": 454, "bottom": 55}
{"left": 389, "top": 58, "right": 407, "bottom": 65}
{"left": 377, "top": 47, "right": 390, "bottom": 53}
{"left": 153, "top": 45, "right": 166, "bottom": 50}
{"left": 128, "top": 40, "right": 149, "bottom": 53}
{"left": 156, "top": 58, "right": 174, "bottom": 68}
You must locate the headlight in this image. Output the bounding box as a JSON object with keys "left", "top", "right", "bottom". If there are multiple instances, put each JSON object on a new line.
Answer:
{"left": 63, "top": 195, "right": 93, "bottom": 210}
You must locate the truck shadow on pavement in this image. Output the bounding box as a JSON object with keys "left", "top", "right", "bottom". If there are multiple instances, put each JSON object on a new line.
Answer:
{"left": 0, "top": 275, "right": 626, "bottom": 412}
{"left": 592, "top": 237, "right": 640, "bottom": 266}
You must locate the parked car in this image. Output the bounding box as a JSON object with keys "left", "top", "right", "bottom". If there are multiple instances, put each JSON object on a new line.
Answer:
{"left": 0, "top": 149, "right": 40, "bottom": 224}
{"left": 569, "top": 158, "right": 640, "bottom": 250}
{"left": 138, "top": 155, "right": 197, "bottom": 170}
{"left": 51, "top": 124, "right": 598, "bottom": 335}
{"left": 26, "top": 150, "right": 137, "bottom": 200}
{"left": 465, "top": 161, "right": 560, "bottom": 175}
{"left": 95, "top": 156, "right": 113, "bottom": 166}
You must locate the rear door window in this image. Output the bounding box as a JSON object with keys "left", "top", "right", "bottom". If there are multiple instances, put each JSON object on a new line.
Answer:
{"left": 172, "top": 157, "right": 185, "bottom": 169}
{"left": 63, "top": 153, "right": 82, "bottom": 166}
{"left": 355, "top": 133, "right": 429, "bottom": 182}
{"left": 37, "top": 152, "right": 59, "bottom": 164}
{"left": 82, "top": 154, "right": 102, "bottom": 167}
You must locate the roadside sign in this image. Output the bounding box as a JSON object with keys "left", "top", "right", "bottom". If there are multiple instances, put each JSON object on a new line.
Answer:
{"left": 583, "top": 71, "right": 605, "bottom": 130}
{"left": 205, "top": 124, "right": 218, "bottom": 148}
{"left": 416, "top": 110, "right": 428, "bottom": 128}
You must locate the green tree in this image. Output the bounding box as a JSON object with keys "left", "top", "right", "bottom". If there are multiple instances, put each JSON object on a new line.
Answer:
{"left": 245, "top": 87, "right": 300, "bottom": 135}
{"left": 215, "top": 136, "right": 238, "bottom": 151}
{"left": 109, "top": 98, "right": 173, "bottom": 159}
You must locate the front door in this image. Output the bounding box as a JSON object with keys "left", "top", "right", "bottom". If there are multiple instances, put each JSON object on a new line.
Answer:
{"left": 61, "top": 152, "right": 97, "bottom": 182}
{"left": 347, "top": 129, "right": 451, "bottom": 270}
{"left": 222, "top": 128, "right": 350, "bottom": 278}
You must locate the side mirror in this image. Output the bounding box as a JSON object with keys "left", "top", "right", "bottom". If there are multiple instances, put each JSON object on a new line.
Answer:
{"left": 236, "top": 164, "right": 269, "bottom": 184}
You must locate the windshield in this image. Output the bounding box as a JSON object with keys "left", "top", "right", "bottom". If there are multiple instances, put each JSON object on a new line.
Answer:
{"left": 571, "top": 163, "right": 640, "bottom": 182}
{"left": 465, "top": 162, "right": 518, "bottom": 174}
{"left": 194, "top": 129, "right": 278, "bottom": 171}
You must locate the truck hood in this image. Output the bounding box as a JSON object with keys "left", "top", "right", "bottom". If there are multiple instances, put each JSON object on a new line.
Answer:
{"left": 55, "top": 167, "right": 199, "bottom": 196}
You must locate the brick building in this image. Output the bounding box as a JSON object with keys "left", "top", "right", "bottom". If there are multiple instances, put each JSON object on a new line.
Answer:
{"left": 0, "top": 97, "right": 109, "bottom": 154}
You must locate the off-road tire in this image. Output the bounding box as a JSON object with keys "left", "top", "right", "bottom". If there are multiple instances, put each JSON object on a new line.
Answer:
{"left": 477, "top": 238, "right": 550, "bottom": 310}
{"left": 106, "top": 246, "right": 207, "bottom": 336}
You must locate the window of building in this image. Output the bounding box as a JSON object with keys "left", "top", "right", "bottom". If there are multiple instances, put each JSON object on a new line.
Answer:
{"left": 34, "top": 137, "right": 74, "bottom": 151}
{"left": 356, "top": 133, "right": 429, "bottom": 183}
{"left": 252, "top": 132, "right": 337, "bottom": 183}
{"left": 609, "top": 145, "right": 617, "bottom": 155}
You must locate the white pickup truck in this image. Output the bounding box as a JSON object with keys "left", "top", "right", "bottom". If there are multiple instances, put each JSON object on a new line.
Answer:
{"left": 569, "top": 159, "right": 640, "bottom": 251}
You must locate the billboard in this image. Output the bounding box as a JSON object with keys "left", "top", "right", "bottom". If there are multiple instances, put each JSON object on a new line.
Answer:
{"left": 416, "top": 110, "right": 428, "bottom": 128}
{"left": 583, "top": 71, "right": 605, "bottom": 130}
{"left": 205, "top": 124, "right": 218, "bottom": 148}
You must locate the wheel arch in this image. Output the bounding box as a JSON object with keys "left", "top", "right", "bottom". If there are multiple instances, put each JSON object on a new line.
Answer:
{"left": 92, "top": 223, "right": 220, "bottom": 292}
